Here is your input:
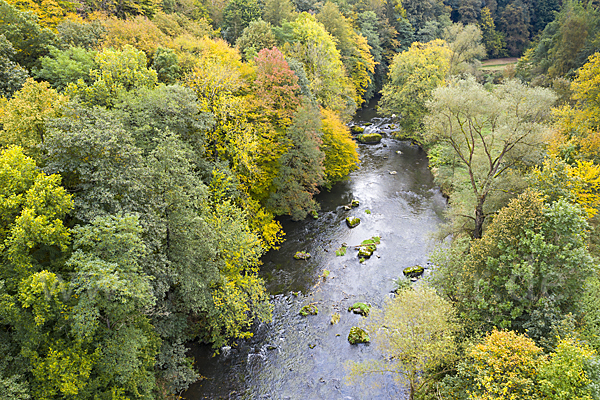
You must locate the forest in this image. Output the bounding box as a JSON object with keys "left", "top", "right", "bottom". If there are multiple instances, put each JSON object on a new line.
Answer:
{"left": 1, "top": 0, "right": 600, "bottom": 398}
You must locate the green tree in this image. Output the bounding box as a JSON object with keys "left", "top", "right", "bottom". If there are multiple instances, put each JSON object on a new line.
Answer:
{"left": 317, "top": 2, "right": 376, "bottom": 106}
{"left": 0, "top": 78, "right": 67, "bottom": 158}
{"left": 66, "top": 45, "right": 158, "bottom": 107}
{"left": 55, "top": 20, "right": 106, "bottom": 50}
{"left": 34, "top": 46, "right": 97, "bottom": 91}
{"left": 433, "top": 191, "right": 596, "bottom": 339}
{"left": 0, "top": 34, "right": 28, "bottom": 98}
{"left": 443, "top": 23, "right": 486, "bottom": 74}
{"left": 221, "top": 0, "right": 262, "bottom": 43}
{"left": 266, "top": 103, "right": 325, "bottom": 220}
{"left": 279, "top": 12, "right": 357, "bottom": 117}
{"left": 498, "top": 0, "right": 531, "bottom": 56}
{"left": 539, "top": 338, "right": 600, "bottom": 400}
{"left": 0, "top": 0, "right": 56, "bottom": 70}
{"left": 347, "top": 286, "right": 461, "bottom": 400}
{"left": 424, "top": 77, "right": 556, "bottom": 238}
{"left": 479, "top": 7, "right": 507, "bottom": 58}
{"left": 263, "top": 0, "right": 295, "bottom": 26}
{"left": 235, "top": 19, "right": 277, "bottom": 60}
{"left": 379, "top": 39, "right": 451, "bottom": 142}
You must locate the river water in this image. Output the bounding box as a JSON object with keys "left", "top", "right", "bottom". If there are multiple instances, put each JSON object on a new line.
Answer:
{"left": 185, "top": 102, "right": 447, "bottom": 400}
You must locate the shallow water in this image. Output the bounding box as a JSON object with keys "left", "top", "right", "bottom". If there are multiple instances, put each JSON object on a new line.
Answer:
{"left": 184, "top": 102, "right": 446, "bottom": 400}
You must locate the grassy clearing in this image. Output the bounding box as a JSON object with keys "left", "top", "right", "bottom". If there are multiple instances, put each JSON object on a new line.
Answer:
{"left": 480, "top": 57, "right": 518, "bottom": 71}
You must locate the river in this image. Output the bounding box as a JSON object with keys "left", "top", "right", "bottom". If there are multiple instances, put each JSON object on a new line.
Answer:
{"left": 184, "top": 101, "right": 447, "bottom": 399}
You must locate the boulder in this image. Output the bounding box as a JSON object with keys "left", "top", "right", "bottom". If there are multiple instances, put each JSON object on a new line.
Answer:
{"left": 358, "top": 133, "right": 382, "bottom": 144}
{"left": 294, "top": 251, "right": 311, "bottom": 260}
{"left": 348, "top": 302, "right": 370, "bottom": 316}
{"left": 403, "top": 265, "right": 424, "bottom": 278}
{"left": 299, "top": 304, "right": 318, "bottom": 316}
{"left": 351, "top": 199, "right": 360, "bottom": 207}
{"left": 351, "top": 125, "right": 365, "bottom": 134}
{"left": 346, "top": 217, "right": 360, "bottom": 228}
{"left": 348, "top": 327, "right": 370, "bottom": 344}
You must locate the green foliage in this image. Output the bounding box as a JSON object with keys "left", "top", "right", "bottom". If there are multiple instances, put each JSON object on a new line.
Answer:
{"left": 0, "top": 34, "right": 28, "bottom": 98}
{"left": 348, "top": 302, "right": 370, "bottom": 316}
{"left": 221, "top": 0, "right": 262, "bottom": 43}
{"left": 317, "top": 2, "right": 376, "bottom": 106}
{"left": 56, "top": 20, "right": 106, "bottom": 50}
{"left": 0, "top": 0, "right": 56, "bottom": 70}
{"left": 66, "top": 45, "right": 158, "bottom": 107}
{"left": 263, "top": 0, "right": 295, "bottom": 26}
{"left": 539, "top": 338, "right": 599, "bottom": 400}
{"left": 379, "top": 39, "right": 451, "bottom": 142}
{"left": 479, "top": 7, "right": 507, "bottom": 58}
{"left": 35, "top": 46, "right": 96, "bottom": 91}
{"left": 266, "top": 103, "right": 325, "bottom": 220}
{"left": 152, "top": 47, "right": 182, "bottom": 84}
{"left": 235, "top": 19, "right": 277, "bottom": 61}
{"left": 347, "top": 286, "right": 460, "bottom": 399}
{"left": 424, "top": 77, "right": 556, "bottom": 238}
{"left": 347, "top": 326, "right": 370, "bottom": 344}
{"left": 279, "top": 12, "right": 356, "bottom": 117}
{"left": 433, "top": 191, "right": 596, "bottom": 341}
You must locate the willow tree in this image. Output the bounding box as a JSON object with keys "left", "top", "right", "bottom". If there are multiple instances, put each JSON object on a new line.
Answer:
{"left": 424, "top": 77, "right": 556, "bottom": 238}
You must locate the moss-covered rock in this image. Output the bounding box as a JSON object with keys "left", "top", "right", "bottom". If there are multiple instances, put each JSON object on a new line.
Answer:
{"left": 346, "top": 217, "right": 360, "bottom": 228}
{"left": 358, "top": 133, "right": 382, "bottom": 144}
{"left": 294, "top": 251, "right": 311, "bottom": 260}
{"left": 311, "top": 210, "right": 319, "bottom": 219}
{"left": 348, "top": 302, "right": 370, "bottom": 316}
{"left": 351, "top": 199, "right": 360, "bottom": 207}
{"left": 358, "top": 246, "right": 373, "bottom": 258}
{"left": 351, "top": 125, "right": 365, "bottom": 134}
{"left": 330, "top": 312, "right": 340, "bottom": 325}
{"left": 403, "top": 265, "right": 424, "bottom": 278}
{"left": 348, "top": 326, "right": 370, "bottom": 344}
{"left": 299, "top": 304, "right": 318, "bottom": 316}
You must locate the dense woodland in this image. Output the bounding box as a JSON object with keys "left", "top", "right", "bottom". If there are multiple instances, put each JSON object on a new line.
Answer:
{"left": 1, "top": 0, "right": 600, "bottom": 398}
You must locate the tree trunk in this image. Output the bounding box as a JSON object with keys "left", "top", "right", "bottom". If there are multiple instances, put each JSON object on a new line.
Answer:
{"left": 474, "top": 200, "right": 485, "bottom": 239}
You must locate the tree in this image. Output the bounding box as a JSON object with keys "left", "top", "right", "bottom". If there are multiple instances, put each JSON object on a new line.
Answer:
{"left": 34, "top": 46, "right": 97, "bottom": 91}
{"left": 479, "top": 7, "right": 507, "bottom": 58}
{"left": 320, "top": 108, "right": 359, "bottom": 188}
{"left": 0, "top": 34, "right": 28, "bottom": 98}
{"left": 0, "top": 78, "right": 67, "bottom": 159}
{"left": 0, "top": 0, "right": 56, "bottom": 70}
{"left": 235, "top": 19, "right": 277, "bottom": 60}
{"left": 263, "top": 0, "right": 295, "bottom": 26}
{"left": 347, "top": 286, "right": 461, "bottom": 400}
{"left": 539, "top": 338, "right": 600, "bottom": 400}
{"left": 443, "top": 23, "right": 486, "bottom": 74}
{"left": 432, "top": 191, "right": 596, "bottom": 339}
{"left": 66, "top": 45, "right": 158, "bottom": 107}
{"left": 468, "top": 330, "right": 544, "bottom": 399}
{"left": 252, "top": 46, "right": 301, "bottom": 125}
{"left": 279, "top": 12, "right": 356, "bottom": 117}
{"left": 424, "top": 77, "right": 556, "bottom": 238}
{"left": 552, "top": 51, "right": 600, "bottom": 163}
{"left": 530, "top": 155, "right": 600, "bottom": 219}
{"left": 498, "top": 0, "right": 531, "bottom": 56}
{"left": 55, "top": 20, "right": 106, "bottom": 50}
{"left": 266, "top": 103, "right": 325, "bottom": 220}
{"left": 317, "top": 2, "right": 376, "bottom": 106}
{"left": 221, "top": 0, "right": 262, "bottom": 43}
{"left": 379, "top": 39, "right": 451, "bottom": 142}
